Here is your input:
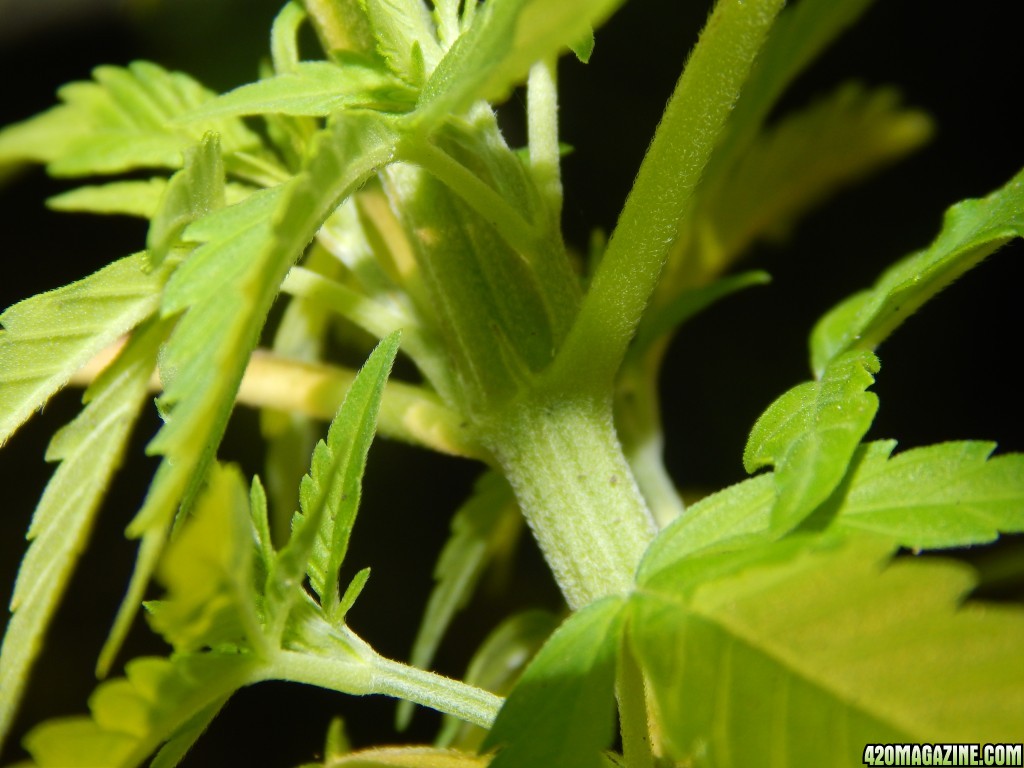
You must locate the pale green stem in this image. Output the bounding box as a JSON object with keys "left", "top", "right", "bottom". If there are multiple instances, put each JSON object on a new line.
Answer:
{"left": 270, "top": 648, "right": 502, "bottom": 729}
{"left": 527, "top": 58, "right": 563, "bottom": 221}
{"left": 618, "top": 633, "right": 655, "bottom": 768}
{"left": 480, "top": 396, "right": 656, "bottom": 609}
{"left": 400, "top": 139, "right": 541, "bottom": 257}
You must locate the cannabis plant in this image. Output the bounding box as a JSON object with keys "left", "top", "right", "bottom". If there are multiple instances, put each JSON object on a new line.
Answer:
{"left": 1, "top": 0, "right": 1022, "bottom": 765}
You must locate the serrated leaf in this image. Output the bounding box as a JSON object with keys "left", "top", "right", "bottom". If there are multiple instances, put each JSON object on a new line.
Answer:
{"left": 364, "top": 0, "right": 443, "bottom": 83}
{"left": 632, "top": 534, "right": 1024, "bottom": 765}
{"left": 179, "top": 61, "right": 417, "bottom": 121}
{"left": 0, "top": 252, "right": 169, "bottom": 447}
{"left": 744, "top": 350, "right": 879, "bottom": 534}
{"left": 146, "top": 463, "right": 265, "bottom": 654}
{"left": 146, "top": 132, "right": 225, "bottom": 267}
{"left": 47, "top": 179, "right": 255, "bottom": 220}
{"left": 437, "top": 610, "right": 558, "bottom": 750}
{"left": 23, "top": 654, "right": 256, "bottom": 768}
{"left": 416, "top": 0, "right": 625, "bottom": 126}
{"left": 811, "top": 166, "right": 1024, "bottom": 376}
{"left": 294, "top": 331, "right": 400, "bottom": 621}
{"left": 637, "top": 474, "right": 776, "bottom": 583}
{"left": 482, "top": 597, "right": 625, "bottom": 768}
{"left": 697, "top": 83, "right": 932, "bottom": 272}
{"left": 268, "top": 332, "right": 399, "bottom": 635}
{"left": 0, "top": 320, "right": 165, "bottom": 751}
{"left": 398, "top": 471, "right": 519, "bottom": 729}
{"left": 102, "top": 111, "right": 399, "bottom": 672}
{"left": 819, "top": 440, "right": 1024, "bottom": 549}
{"left": 0, "top": 61, "right": 262, "bottom": 177}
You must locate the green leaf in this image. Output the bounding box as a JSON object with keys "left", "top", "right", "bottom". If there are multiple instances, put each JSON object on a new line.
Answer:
{"left": 294, "top": 331, "right": 400, "bottom": 621}
{"left": 0, "top": 252, "right": 169, "bottom": 447}
{"left": 637, "top": 474, "right": 776, "bottom": 583}
{"left": 47, "top": 180, "right": 254, "bottom": 219}
{"left": 550, "top": 0, "right": 786, "bottom": 396}
{"left": 398, "top": 471, "right": 520, "bottom": 729}
{"left": 482, "top": 597, "right": 625, "bottom": 768}
{"left": 416, "top": 0, "right": 626, "bottom": 126}
{"left": 146, "top": 463, "right": 265, "bottom": 654}
{"left": 811, "top": 166, "right": 1024, "bottom": 376}
{"left": 436, "top": 609, "right": 559, "bottom": 750}
{"left": 102, "top": 112, "right": 399, "bottom": 671}
{"left": 319, "top": 747, "right": 490, "bottom": 767}
{"left": 47, "top": 179, "right": 169, "bottom": 218}
{"left": 0, "top": 61, "right": 262, "bottom": 177}
{"left": 820, "top": 440, "right": 1024, "bottom": 549}
{"left": 268, "top": 332, "right": 400, "bottom": 635}
{"left": 696, "top": 83, "right": 932, "bottom": 272}
{"left": 631, "top": 534, "right": 1024, "bottom": 765}
{"left": 744, "top": 350, "right": 879, "bottom": 534}
{"left": 23, "top": 654, "right": 256, "bottom": 768}
{"left": 0, "top": 320, "right": 165, "bottom": 751}
{"left": 179, "top": 61, "right": 417, "bottom": 121}
{"left": 271, "top": 1, "right": 306, "bottom": 75}
{"left": 363, "top": 0, "right": 443, "bottom": 83}
{"left": 146, "top": 132, "right": 226, "bottom": 267}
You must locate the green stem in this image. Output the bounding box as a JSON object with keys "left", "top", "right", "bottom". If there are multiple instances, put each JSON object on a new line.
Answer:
{"left": 618, "top": 631, "right": 655, "bottom": 768}
{"left": 400, "top": 138, "right": 541, "bottom": 258}
{"left": 480, "top": 396, "right": 656, "bottom": 609}
{"left": 549, "top": 0, "right": 786, "bottom": 397}
{"left": 527, "top": 58, "right": 563, "bottom": 221}
{"left": 270, "top": 648, "right": 502, "bottom": 729}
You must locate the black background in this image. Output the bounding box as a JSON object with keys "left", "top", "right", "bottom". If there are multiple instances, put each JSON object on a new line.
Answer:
{"left": 1, "top": 1, "right": 1022, "bottom": 765}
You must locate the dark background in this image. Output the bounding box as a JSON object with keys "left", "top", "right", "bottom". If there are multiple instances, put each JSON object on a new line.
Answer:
{"left": 1, "top": 1, "right": 1022, "bottom": 765}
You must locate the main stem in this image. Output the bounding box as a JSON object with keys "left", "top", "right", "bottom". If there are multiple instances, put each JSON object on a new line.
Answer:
{"left": 481, "top": 396, "right": 657, "bottom": 609}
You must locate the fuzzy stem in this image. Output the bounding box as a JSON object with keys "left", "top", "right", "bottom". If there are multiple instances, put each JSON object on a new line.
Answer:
{"left": 481, "top": 396, "right": 656, "bottom": 608}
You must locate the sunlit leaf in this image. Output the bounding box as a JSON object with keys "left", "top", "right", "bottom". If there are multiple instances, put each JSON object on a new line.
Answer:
{"left": 632, "top": 534, "right": 1024, "bottom": 765}
{"left": 179, "top": 61, "right": 416, "bottom": 121}
{"left": 0, "top": 253, "right": 169, "bottom": 447}
{"left": 23, "top": 654, "right": 256, "bottom": 768}
{"left": 818, "top": 440, "right": 1024, "bottom": 549}
{"left": 364, "top": 0, "right": 443, "bottom": 83}
{"left": 0, "top": 320, "right": 165, "bottom": 750}
{"left": 146, "top": 463, "right": 265, "bottom": 654}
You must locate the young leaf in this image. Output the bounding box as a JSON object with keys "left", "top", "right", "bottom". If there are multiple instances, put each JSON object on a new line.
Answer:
{"left": 268, "top": 332, "right": 400, "bottom": 634}
{"left": 22, "top": 654, "right": 257, "bottom": 768}
{"left": 146, "top": 132, "right": 226, "bottom": 267}
{"left": 632, "top": 534, "right": 1024, "bottom": 765}
{"left": 47, "top": 180, "right": 255, "bottom": 220}
{"left": 315, "top": 747, "right": 490, "bottom": 767}
{"left": 415, "top": 0, "right": 627, "bottom": 127}
{"left": 363, "top": 0, "right": 443, "bottom": 83}
{"left": 820, "top": 440, "right": 1024, "bottom": 549}
{"left": 295, "top": 331, "right": 400, "bottom": 621}
{"left": 743, "top": 350, "right": 880, "bottom": 534}
{"left": 0, "top": 61, "right": 262, "bottom": 177}
{"left": 398, "top": 471, "right": 520, "bottom": 729}
{"left": 482, "top": 597, "right": 625, "bottom": 768}
{"left": 0, "top": 252, "right": 169, "bottom": 447}
{"left": 0, "top": 320, "right": 165, "bottom": 751}
{"left": 811, "top": 166, "right": 1024, "bottom": 376}
{"left": 103, "top": 111, "right": 399, "bottom": 671}
{"left": 178, "top": 61, "right": 417, "bottom": 121}
{"left": 146, "top": 463, "right": 266, "bottom": 655}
